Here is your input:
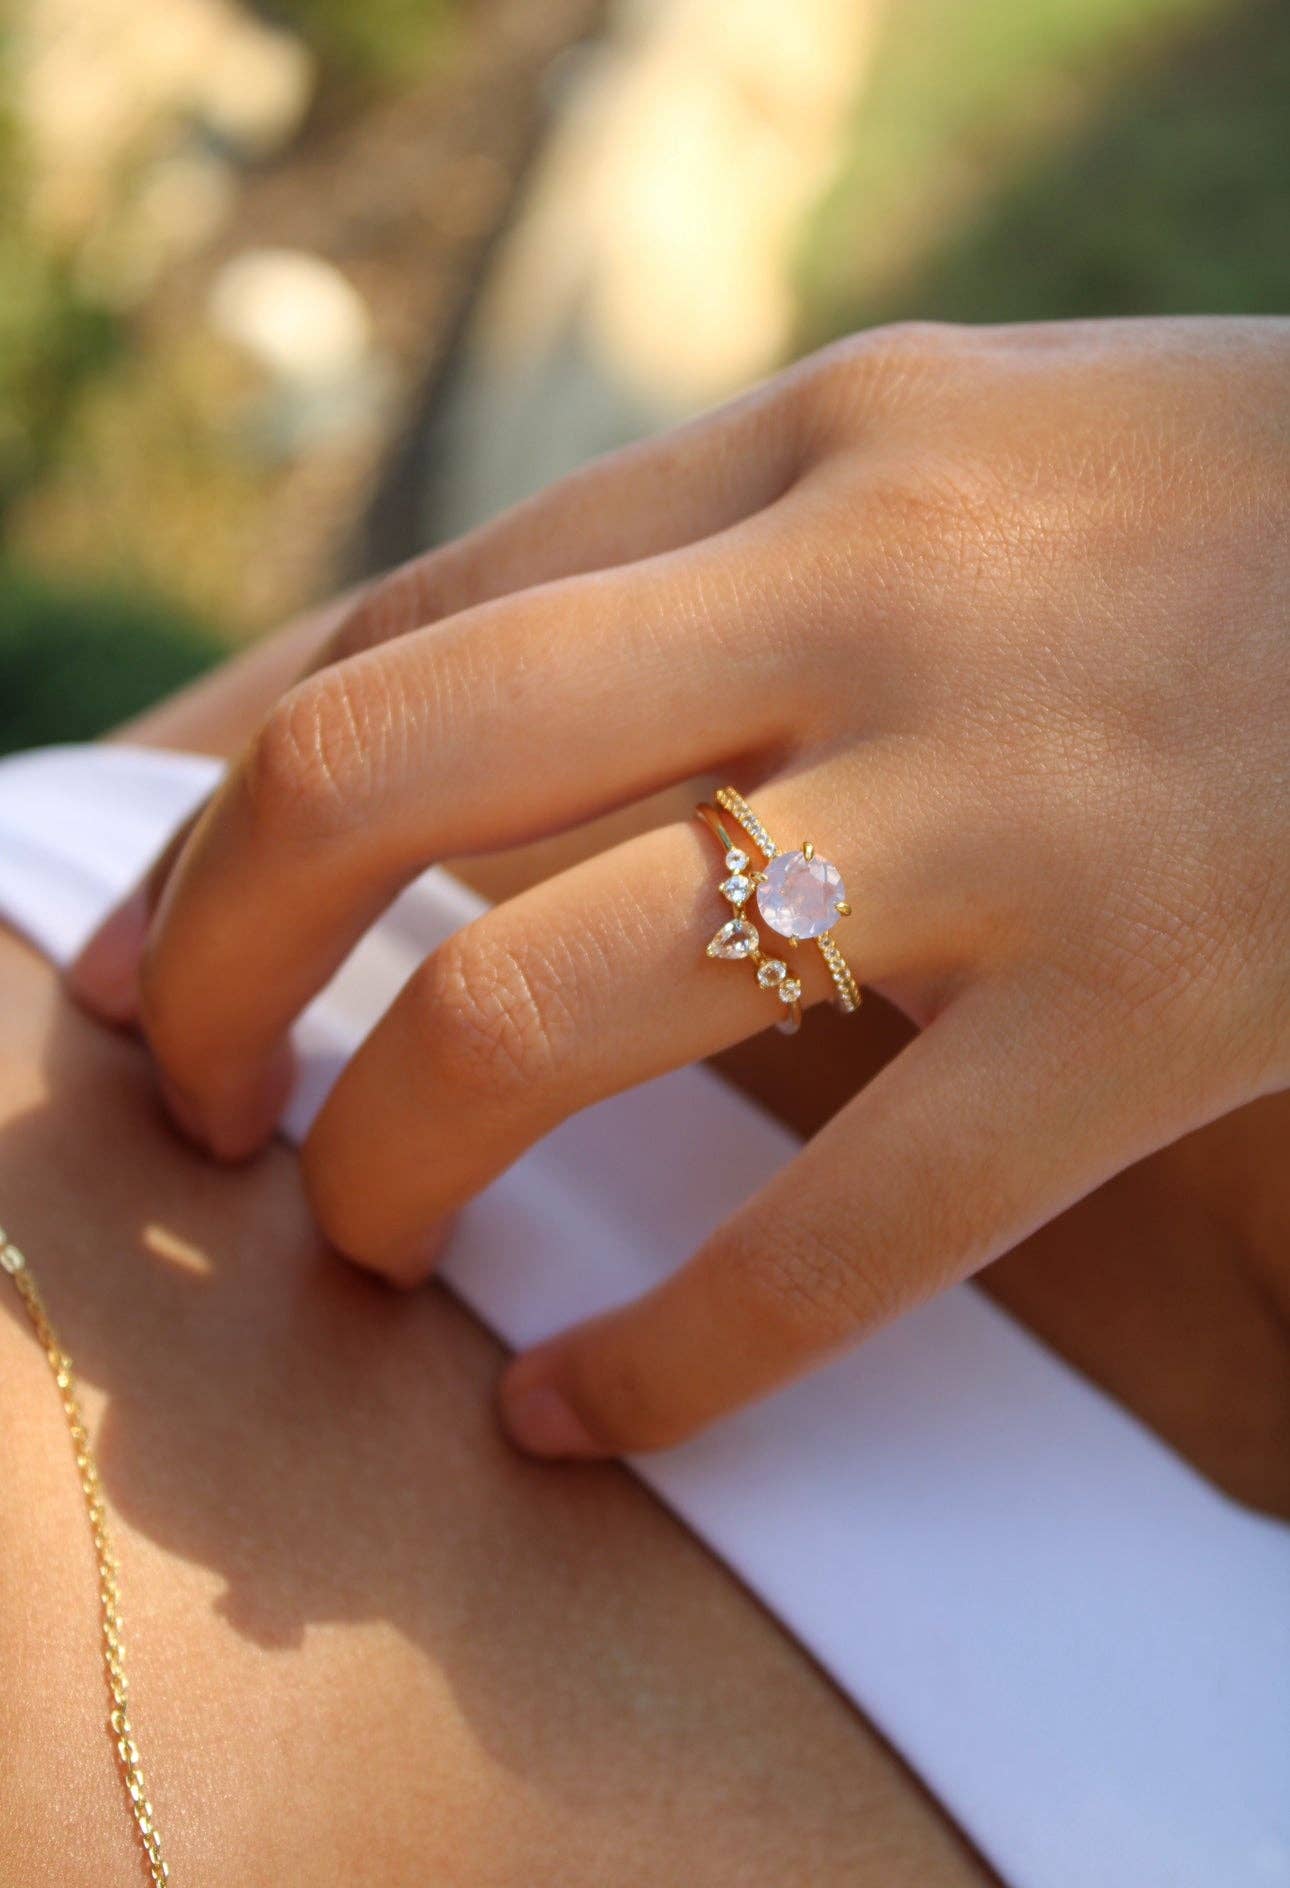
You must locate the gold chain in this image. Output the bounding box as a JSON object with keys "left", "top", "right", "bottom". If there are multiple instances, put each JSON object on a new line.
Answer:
{"left": 1, "top": 1224, "right": 172, "bottom": 1885}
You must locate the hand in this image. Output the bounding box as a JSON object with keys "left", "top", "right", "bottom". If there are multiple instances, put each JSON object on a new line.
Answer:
{"left": 71, "top": 316, "right": 1290, "bottom": 1458}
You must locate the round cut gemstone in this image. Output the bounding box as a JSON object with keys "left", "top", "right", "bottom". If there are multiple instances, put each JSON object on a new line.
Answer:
{"left": 756, "top": 849, "right": 845, "bottom": 940}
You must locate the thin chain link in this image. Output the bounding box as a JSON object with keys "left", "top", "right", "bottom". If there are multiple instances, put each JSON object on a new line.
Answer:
{"left": 1, "top": 1224, "right": 172, "bottom": 1885}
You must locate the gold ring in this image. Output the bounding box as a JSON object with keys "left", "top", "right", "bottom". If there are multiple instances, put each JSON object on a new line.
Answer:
{"left": 696, "top": 786, "right": 861, "bottom": 1028}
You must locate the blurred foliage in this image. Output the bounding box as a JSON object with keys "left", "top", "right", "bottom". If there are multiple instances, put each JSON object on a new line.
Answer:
{"left": 0, "top": 563, "right": 220, "bottom": 755}
{"left": 799, "top": 0, "right": 1290, "bottom": 338}
{"left": 0, "top": 53, "right": 219, "bottom": 748}
{"left": 262, "top": 0, "right": 459, "bottom": 84}
{"left": 0, "top": 0, "right": 463, "bottom": 748}
{"left": 0, "top": 98, "right": 121, "bottom": 525}
{"left": 3, "top": 0, "right": 1288, "bottom": 751}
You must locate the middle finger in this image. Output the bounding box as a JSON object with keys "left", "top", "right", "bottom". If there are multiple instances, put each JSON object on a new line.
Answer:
{"left": 138, "top": 521, "right": 807, "bottom": 1156}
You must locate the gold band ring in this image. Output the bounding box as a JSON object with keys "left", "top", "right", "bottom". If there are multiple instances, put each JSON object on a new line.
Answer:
{"left": 696, "top": 786, "right": 861, "bottom": 1029}
{"left": 697, "top": 802, "right": 804, "bottom": 1032}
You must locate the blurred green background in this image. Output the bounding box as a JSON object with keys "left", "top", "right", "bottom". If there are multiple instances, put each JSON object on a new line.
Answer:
{"left": 2, "top": 0, "right": 1287, "bottom": 755}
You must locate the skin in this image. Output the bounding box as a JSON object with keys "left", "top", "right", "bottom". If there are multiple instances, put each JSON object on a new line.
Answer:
{"left": 1, "top": 662, "right": 999, "bottom": 1886}
{"left": 70, "top": 315, "right": 1290, "bottom": 1461}
{"left": 2, "top": 573, "right": 1287, "bottom": 1877}
{"left": 0, "top": 964, "right": 994, "bottom": 1888}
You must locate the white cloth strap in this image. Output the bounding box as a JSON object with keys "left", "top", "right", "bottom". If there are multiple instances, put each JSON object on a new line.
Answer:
{"left": 1, "top": 743, "right": 1287, "bottom": 1888}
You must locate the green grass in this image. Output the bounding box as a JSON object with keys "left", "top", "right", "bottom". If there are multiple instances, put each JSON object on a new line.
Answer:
{"left": 0, "top": 565, "right": 221, "bottom": 756}
{"left": 798, "top": 0, "right": 1290, "bottom": 339}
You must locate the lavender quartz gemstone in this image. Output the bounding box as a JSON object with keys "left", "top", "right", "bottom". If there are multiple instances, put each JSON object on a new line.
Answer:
{"left": 756, "top": 849, "right": 845, "bottom": 940}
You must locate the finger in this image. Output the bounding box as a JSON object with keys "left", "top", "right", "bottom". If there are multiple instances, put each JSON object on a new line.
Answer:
{"left": 300, "top": 773, "right": 925, "bottom": 1282}
{"left": 316, "top": 371, "right": 809, "bottom": 663}
{"left": 66, "top": 809, "right": 200, "bottom": 1023}
{"left": 497, "top": 975, "right": 1169, "bottom": 1457}
{"left": 69, "top": 595, "right": 363, "bottom": 1025}
{"left": 69, "top": 375, "right": 807, "bottom": 1024}
{"left": 134, "top": 520, "right": 815, "bottom": 1160}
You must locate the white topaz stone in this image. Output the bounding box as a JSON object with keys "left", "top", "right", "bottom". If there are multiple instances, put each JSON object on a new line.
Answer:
{"left": 707, "top": 917, "right": 759, "bottom": 959}
{"left": 719, "top": 872, "right": 753, "bottom": 905}
{"left": 756, "top": 849, "right": 845, "bottom": 940}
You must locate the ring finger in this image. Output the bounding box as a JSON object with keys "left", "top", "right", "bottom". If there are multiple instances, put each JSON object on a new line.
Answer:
{"left": 301, "top": 770, "right": 935, "bottom": 1282}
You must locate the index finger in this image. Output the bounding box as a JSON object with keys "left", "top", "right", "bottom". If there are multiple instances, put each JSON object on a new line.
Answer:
{"left": 68, "top": 374, "right": 806, "bottom": 1035}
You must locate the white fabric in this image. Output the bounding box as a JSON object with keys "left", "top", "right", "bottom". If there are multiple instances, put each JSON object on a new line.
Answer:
{"left": 1, "top": 741, "right": 1287, "bottom": 1888}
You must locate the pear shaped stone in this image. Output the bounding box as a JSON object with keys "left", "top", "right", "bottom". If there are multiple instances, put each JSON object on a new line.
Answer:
{"left": 707, "top": 917, "right": 759, "bottom": 960}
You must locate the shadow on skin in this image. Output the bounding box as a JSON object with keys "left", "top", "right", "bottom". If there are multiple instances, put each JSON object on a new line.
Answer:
{"left": 0, "top": 918, "right": 1286, "bottom": 1870}
{"left": 0, "top": 954, "right": 993, "bottom": 1888}
{"left": 1, "top": 990, "right": 658, "bottom": 1679}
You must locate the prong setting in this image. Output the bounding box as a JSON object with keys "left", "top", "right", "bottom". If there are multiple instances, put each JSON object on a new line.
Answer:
{"left": 701, "top": 788, "right": 861, "bottom": 1028}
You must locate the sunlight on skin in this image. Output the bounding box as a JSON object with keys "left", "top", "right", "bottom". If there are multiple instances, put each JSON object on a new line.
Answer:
{"left": 144, "top": 1221, "right": 214, "bottom": 1279}
{"left": 99, "top": 578, "right": 1290, "bottom": 1514}
{"left": 0, "top": 926, "right": 987, "bottom": 1886}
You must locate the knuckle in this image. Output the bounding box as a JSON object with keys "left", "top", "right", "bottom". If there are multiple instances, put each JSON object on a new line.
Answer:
{"left": 796, "top": 321, "right": 964, "bottom": 435}
{"left": 867, "top": 455, "right": 1001, "bottom": 579}
{"left": 243, "top": 671, "right": 381, "bottom": 846}
{"left": 325, "top": 587, "right": 389, "bottom": 665}
{"left": 864, "top": 318, "right": 966, "bottom": 372}
{"left": 745, "top": 1217, "right": 884, "bottom": 1351}
{"left": 415, "top": 926, "right": 578, "bottom": 1104}
{"left": 326, "top": 551, "right": 459, "bottom": 662}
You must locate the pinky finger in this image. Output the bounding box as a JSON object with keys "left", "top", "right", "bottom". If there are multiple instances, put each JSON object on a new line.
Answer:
{"left": 499, "top": 975, "right": 1174, "bottom": 1457}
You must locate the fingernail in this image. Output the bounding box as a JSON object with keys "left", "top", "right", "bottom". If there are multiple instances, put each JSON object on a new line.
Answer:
{"left": 67, "top": 887, "right": 150, "bottom": 1022}
{"left": 500, "top": 1380, "right": 603, "bottom": 1460}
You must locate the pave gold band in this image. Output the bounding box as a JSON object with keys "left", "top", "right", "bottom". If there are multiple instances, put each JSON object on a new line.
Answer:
{"left": 696, "top": 802, "right": 803, "bottom": 1031}
{"left": 703, "top": 786, "right": 861, "bottom": 1017}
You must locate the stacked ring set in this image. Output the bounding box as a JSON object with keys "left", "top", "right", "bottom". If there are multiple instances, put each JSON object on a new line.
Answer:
{"left": 696, "top": 786, "right": 861, "bottom": 1034}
